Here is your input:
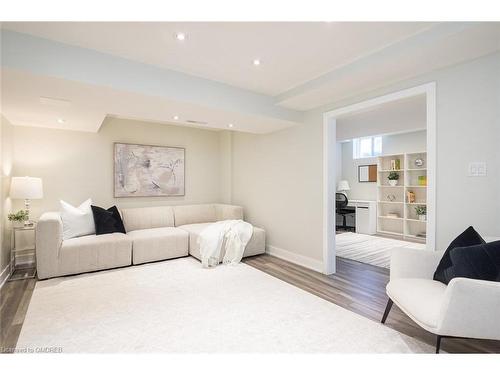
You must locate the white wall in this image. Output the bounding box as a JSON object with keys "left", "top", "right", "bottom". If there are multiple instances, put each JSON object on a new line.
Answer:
{"left": 231, "top": 113, "right": 324, "bottom": 268}
{"left": 1, "top": 116, "right": 14, "bottom": 280}
{"left": 231, "top": 52, "right": 500, "bottom": 266}
{"left": 340, "top": 130, "right": 427, "bottom": 201}
{"left": 10, "top": 117, "right": 228, "bottom": 219}
{"left": 219, "top": 130, "right": 233, "bottom": 204}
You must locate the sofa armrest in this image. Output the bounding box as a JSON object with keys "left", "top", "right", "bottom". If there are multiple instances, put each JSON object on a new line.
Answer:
{"left": 214, "top": 204, "right": 243, "bottom": 221}
{"left": 390, "top": 248, "right": 442, "bottom": 281}
{"left": 437, "top": 278, "right": 500, "bottom": 340}
{"left": 36, "top": 212, "right": 63, "bottom": 279}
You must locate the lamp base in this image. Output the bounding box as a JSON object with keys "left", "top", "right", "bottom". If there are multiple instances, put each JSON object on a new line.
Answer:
{"left": 24, "top": 199, "right": 32, "bottom": 227}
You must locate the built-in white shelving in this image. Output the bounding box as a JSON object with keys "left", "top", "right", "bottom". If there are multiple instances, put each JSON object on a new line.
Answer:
{"left": 376, "top": 152, "right": 427, "bottom": 242}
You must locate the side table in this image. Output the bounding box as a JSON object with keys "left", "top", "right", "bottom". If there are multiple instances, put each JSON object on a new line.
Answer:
{"left": 9, "top": 224, "right": 37, "bottom": 281}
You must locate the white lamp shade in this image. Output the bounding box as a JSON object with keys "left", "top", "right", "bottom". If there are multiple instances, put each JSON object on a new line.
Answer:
{"left": 337, "top": 180, "right": 350, "bottom": 191}
{"left": 10, "top": 177, "right": 44, "bottom": 199}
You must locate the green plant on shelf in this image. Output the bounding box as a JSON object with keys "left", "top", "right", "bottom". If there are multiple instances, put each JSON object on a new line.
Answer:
{"left": 414, "top": 205, "right": 427, "bottom": 215}
{"left": 387, "top": 172, "right": 399, "bottom": 181}
{"left": 8, "top": 210, "right": 29, "bottom": 223}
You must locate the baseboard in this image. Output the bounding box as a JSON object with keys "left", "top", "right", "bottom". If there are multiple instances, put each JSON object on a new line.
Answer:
{"left": 266, "top": 245, "right": 323, "bottom": 273}
{"left": 0, "top": 261, "right": 11, "bottom": 290}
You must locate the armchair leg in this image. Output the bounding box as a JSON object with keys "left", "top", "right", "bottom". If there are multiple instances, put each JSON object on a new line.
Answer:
{"left": 436, "top": 335, "right": 442, "bottom": 354}
{"left": 381, "top": 298, "right": 393, "bottom": 324}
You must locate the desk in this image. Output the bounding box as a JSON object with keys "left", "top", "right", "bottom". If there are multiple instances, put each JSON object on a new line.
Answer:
{"left": 346, "top": 199, "right": 377, "bottom": 235}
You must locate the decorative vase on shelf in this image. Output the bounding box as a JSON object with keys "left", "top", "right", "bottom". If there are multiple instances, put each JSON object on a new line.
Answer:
{"left": 407, "top": 191, "right": 415, "bottom": 203}
{"left": 414, "top": 205, "right": 427, "bottom": 222}
{"left": 387, "top": 171, "right": 399, "bottom": 187}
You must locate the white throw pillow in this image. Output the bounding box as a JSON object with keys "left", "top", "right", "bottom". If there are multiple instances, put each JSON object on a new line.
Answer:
{"left": 60, "top": 199, "right": 96, "bottom": 240}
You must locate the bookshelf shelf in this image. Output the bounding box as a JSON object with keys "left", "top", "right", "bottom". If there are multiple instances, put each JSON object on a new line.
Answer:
{"left": 377, "top": 151, "right": 427, "bottom": 242}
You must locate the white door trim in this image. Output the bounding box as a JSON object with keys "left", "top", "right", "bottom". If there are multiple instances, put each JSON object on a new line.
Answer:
{"left": 322, "top": 82, "right": 437, "bottom": 275}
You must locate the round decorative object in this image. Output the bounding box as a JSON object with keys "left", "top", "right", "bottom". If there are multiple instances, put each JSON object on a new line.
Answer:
{"left": 414, "top": 158, "right": 424, "bottom": 167}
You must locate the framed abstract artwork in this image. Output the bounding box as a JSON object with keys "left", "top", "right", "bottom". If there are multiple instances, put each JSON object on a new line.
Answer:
{"left": 358, "top": 164, "right": 377, "bottom": 182}
{"left": 114, "top": 142, "right": 185, "bottom": 197}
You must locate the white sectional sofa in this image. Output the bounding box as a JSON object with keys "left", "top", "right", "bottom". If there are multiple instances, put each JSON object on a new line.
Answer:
{"left": 36, "top": 204, "right": 265, "bottom": 279}
{"left": 120, "top": 206, "right": 189, "bottom": 265}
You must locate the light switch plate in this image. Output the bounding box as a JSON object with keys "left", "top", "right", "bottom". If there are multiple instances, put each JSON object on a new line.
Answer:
{"left": 468, "top": 162, "right": 487, "bottom": 177}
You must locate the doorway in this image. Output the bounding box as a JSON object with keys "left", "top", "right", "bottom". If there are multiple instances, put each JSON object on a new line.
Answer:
{"left": 322, "top": 83, "right": 436, "bottom": 275}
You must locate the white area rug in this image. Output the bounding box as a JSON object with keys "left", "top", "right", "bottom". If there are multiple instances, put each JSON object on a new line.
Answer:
{"left": 336, "top": 232, "right": 426, "bottom": 268}
{"left": 17, "top": 257, "right": 434, "bottom": 353}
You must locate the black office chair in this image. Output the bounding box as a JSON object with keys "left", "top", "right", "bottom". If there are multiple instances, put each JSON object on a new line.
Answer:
{"left": 335, "top": 193, "right": 355, "bottom": 231}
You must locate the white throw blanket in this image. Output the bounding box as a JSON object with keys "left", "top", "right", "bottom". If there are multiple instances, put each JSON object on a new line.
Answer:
{"left": 198, "top": 220, "right": 253, "bottom": 268}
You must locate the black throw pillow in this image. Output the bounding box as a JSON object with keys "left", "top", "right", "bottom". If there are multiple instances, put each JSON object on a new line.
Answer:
{"left": 91, "top": 205, "right": 126, "bottom": 235}
{"left": 433, "top": 226, "right": 485, "bottom": 284}
{"left": 107, "top": 206, "right": 126, "bottom": 234}
{"left": 449, "top": 240, "right": 500, "bottom": 282}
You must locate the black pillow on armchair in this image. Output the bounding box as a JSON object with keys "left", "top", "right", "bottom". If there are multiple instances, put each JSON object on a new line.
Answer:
{"left": 91, "top": 205, "right": 126, "bottom": 235}
{"left": 433, "top": 226, "right": 485, "bottom": 284}
{"left": 449, "top": 240, "right": 500, "bottom": 282}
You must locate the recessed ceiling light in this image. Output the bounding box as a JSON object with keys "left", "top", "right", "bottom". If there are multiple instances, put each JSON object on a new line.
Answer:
{"left": 173, "top": 115, "right": 179, "bottom": 120}
{"left": 228, "top": 123, "right": 234, "bottom": 128}
{"left": 175, "top": 32, "right": 186, "bottom": 41}
{"left": 253, "top": 59, "right": 261, "bottom": 66}
{"left": 57, "top": 118, "right": 65, "bottom": 124}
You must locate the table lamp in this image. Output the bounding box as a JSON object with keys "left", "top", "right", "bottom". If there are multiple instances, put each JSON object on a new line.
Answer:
{"left": 10, "top": 176, "right": 44, "bottom": 226}
{"left": 337, "top": 180, "right": 350, "bottom": 197}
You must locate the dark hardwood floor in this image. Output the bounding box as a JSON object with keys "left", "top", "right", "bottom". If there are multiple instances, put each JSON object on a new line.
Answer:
{"left": 244, "top": 255, "right": 500, "bottom": 353}
{"left": 1, "top": 277, "right": 36, "bottom": 352}
{"left": 1, "top": 255, "right": 499, "bottom": 353}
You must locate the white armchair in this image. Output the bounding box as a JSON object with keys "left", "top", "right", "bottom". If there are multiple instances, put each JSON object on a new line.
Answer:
{"left": 382, "top": 247, "right": 500, "bottom": 353}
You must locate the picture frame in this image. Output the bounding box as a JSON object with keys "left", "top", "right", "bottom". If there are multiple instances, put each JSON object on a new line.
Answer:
{"left": 114, "top": 142, "right": 185, "bottom": 197}
{"left": 358, "top": 164, "right": 377, "bottom": 183}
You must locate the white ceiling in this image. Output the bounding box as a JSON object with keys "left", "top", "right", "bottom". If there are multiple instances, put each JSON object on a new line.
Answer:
{"left": 278, "top": 23, "right": 500, "bottom": 110}
{"left": 1, "top": 68, "right": 296, "bottom": 134}
{"left": 336, "top": 95, "right": 426, "bottom": 141}
{"left": 1, "top": 22, "right": 499, "bottom": 133}
{"left": 2, "top": 22, "right": 436, "bottom": 96}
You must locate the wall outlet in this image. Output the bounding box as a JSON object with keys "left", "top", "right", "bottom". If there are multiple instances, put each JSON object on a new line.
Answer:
{"left": 468, "top": 162, "right": 487, "bottom": 177}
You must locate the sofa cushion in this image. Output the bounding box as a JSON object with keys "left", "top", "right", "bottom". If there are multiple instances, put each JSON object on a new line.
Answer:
{"left": 433, "top": 226, "right": 485, "bottom": 284}
{"left": 58, "top": 233, "right": 132, "bottom": 276}
{"left": 214, "top": 204, "right": 243, "bottom": 221}
{"left": 386, "top": 278, "right": 447, "bottom": 329}
{"left": 121, "top": 206, "right": 175, "bottom": 232}
{"left": 174, "top": 205, "right": 217, "bottom": 226}
{"left": 449, "top": 240, "right": 500, "bottom": 282}
{"left": 179, "top": 223, "right": 265, "bottom": 261}
{"left": 128, "top": 227, "right": 189, "bottom": 265}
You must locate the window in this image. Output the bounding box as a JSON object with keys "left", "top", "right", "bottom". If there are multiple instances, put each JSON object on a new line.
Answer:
{"left": 353, "top": 136, "right": 382, "bottom": 159}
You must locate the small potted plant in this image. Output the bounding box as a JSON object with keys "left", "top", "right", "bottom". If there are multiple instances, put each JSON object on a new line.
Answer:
{"left": 387, "top": 171, "right": 399, "bottom": 186}
{"left": 8, "top": 210, "right": 29, "bottom": 227}
{"left": 414, "top": 205, "right": 427, "bottom": 221}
